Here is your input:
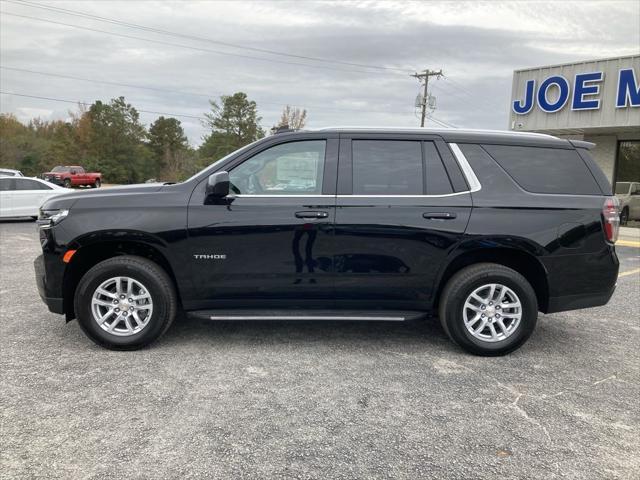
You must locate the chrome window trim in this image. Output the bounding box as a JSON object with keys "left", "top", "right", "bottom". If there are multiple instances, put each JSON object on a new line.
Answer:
{"left": 234, "top": 193, "right": 471, "bottom": 198}
{"left": 234, "top": 194, "right": 333, "bottom": 198}
{"left": 448, "top": 143, "right": 481, "bottom": 192}
{"left": 337, "top": 192, "right": 470, "bottom": 198}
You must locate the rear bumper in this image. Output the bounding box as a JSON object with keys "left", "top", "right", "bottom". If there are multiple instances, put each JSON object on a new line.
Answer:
{"left": 541, "top": 246, "right": 619, "bottom": 314}
{"left": 546, "top": 285, "right": 616, "bottom": 314}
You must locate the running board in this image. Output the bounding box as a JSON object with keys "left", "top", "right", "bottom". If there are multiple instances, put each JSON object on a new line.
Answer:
{"left": 187, "top": 309, "right": 427, "bottom": 322}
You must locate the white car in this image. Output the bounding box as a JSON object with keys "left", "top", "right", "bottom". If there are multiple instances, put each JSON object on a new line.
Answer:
{"left": 0, "top": 176, "right": 72, "bottom": 219}
{"left": 0, "top": 168, "right": 24, "bottom": 177}
{"left": 615, "top": 181, "right": 640, "bottom": 225}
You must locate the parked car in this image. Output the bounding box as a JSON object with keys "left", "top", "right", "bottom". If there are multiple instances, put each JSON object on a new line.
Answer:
{"left": 0, "top": 176, "right": 72, "bottom": 219}
{"left": 34, "top": 128, "right": 620, "bottom": 355}
{"left": 42, "top": 166, "right": 102, "bottom": 188}
{"left": 615, "top": 181, "right": 640, "bottom": 224}
{"left": 0, "top": 168, "right": 24, "bottom": 177}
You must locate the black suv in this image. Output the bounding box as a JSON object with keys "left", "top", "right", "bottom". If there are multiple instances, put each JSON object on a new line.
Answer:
{"left": 34, "top": 128, "right": 620, "bottom": 355}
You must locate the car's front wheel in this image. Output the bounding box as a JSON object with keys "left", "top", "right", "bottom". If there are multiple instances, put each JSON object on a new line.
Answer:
{"left": 439, "top": 263, "right": 538, "bottom": 356}
{"left": 92, "top": 179, "right": 101, "bottom": 188}
{"left": 63, "top": 179, "right": 72, "bottom": 188}
{"left": 74, "top": 255, "right": 177, "bottom": 350}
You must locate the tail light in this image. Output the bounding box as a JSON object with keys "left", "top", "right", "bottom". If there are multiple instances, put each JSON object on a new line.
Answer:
{"left": 602, "top": 197, "right": 620, "bottom": 244}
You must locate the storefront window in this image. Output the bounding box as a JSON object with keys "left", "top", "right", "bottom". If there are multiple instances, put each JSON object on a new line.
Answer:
{"left": 615, "top": 141, "right": 640, "bottom": 227}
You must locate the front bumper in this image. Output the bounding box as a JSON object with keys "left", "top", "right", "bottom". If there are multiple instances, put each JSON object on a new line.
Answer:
{"left": 34, "top": 254, "right": 64, "bottom": 314}
{"left": 42, "top": 176, "right": 64, "bottom": 186}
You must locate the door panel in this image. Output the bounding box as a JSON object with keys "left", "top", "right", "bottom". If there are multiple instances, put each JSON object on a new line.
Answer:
{"left": 334, "top": 195, "right": 471, "bottom": 307}
{"left": 188, "top": 195, "right": 335, "bottom": 306}
{"left": 0, "top": 191, "right": 13, "bottom": 216}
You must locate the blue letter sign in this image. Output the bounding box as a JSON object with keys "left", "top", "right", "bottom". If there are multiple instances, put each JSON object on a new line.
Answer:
{"left": 572, "top": 71, "right": 603, "bottom": 110}
{"left": 617, "top": 68, "right": 640, "bottom": 108}
{"left": 513, "top": 79, "right": 535, "bottom": 114}
{"left": 538, "top": 76, "right": 570, "bottom": 113}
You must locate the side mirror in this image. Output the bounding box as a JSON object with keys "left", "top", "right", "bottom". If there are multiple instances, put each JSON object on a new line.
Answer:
{"left": 70, "top": 170, "right": 77, "bottom": 175}
{"left": 206, "top": 171, "right": 230, "bottom": 198}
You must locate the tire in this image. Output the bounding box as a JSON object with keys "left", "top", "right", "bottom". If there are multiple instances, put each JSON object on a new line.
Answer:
{"left": 620, "top": 207, "right": 629, "bottom": 226}
{"left": 438, "top": 263, "right": 538, "bottom": 356}
{"left": 92, "top": 179, "right": 101, "bottom": 188}
{"left": 63, "top": 179, "right": 72, "bottom": 188}
{"left": 74, "top": 255, "right": 177, "bottom": 350}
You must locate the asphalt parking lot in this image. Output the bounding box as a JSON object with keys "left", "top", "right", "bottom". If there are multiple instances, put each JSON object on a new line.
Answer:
{"left": 1, "top": 219, "right": 639, "bottom": 479}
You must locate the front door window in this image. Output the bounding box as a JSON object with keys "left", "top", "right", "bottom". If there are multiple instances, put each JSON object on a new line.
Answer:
{"left": 229, "top": 140, "right": 326, "bottom": 195}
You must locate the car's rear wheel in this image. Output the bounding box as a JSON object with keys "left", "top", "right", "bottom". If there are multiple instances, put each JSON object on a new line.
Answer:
{"left": 74, "top": 255, "right": 177, "bottom": 350}
{"left": 439, "top": 263, "right": 538, "bottom": 356}
{"left": 93, "top": 179, "right": 101, "bottom": 188}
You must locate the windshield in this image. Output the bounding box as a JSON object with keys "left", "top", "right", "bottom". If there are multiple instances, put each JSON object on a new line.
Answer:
{"left": 615, "top": 182, "right": 631, "bottom": 194}
{"left": 51, "top": 166, "right": 69, "bottom": 173}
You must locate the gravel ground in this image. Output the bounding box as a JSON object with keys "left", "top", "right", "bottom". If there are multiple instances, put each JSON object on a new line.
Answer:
{"left": 1, "top": 219, "right": 639, "bottom": 479}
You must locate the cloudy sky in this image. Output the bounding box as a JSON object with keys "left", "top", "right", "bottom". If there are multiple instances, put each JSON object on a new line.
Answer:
{"left": 1, "top": 0, "right": 639, "bottom": 145}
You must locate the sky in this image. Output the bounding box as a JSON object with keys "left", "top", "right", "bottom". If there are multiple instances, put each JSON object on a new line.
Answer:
{"left": 1, "top": 0, "right": 639, "bottom": 146}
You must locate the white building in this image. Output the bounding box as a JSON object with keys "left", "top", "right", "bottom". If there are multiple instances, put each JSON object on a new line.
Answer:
{"left": 509, "top": 54, "right": 639, "bottom": 187}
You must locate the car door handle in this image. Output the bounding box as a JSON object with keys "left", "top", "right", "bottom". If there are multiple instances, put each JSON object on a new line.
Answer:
{"left": 295, "top": 211, "right": 329, "bottom": 219}
{"left": 423, "top": 212, "right": 457, "bottom": 220}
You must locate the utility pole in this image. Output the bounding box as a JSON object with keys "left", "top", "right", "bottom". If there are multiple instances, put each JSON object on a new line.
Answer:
{"left": 411, "top": 69, "right": 443, "bottom": 127}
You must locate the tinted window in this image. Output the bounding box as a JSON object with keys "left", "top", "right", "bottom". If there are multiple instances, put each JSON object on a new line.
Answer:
{"left": 0, "top": 178, "right": 15, "bottom": 191}
{"left": 15, "top": 179, "right": 51, "bottom": 191}
{"left": 52, "top": 166, "right": 69, "bottom": 173}
{"left": 424, "top": 142, "right": 453, "bottom": 195}
{"left": 483, "top": 145, "right": 601, "bottom": 195}
{"left": 577, "top": 148, "right": 612, "bottom": 195}
{"left": 0, "top": 170, "right": 16, "bottom": 176}
{"left": 352, "top": 140, "right": 423, "bottom": 195}
{"left": 230, "top": 140, "right": 326, "bottom": 195}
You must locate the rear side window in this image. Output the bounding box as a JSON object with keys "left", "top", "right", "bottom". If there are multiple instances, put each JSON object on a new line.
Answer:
{"left": 0, "top": 178, "right": 15, "bottom": 191}
{"left": 483, "top": 145, "right": 601, "bottom": 195}
{"left": 352, "top": 140, "right": 422, "bottom": 195}
{"left": 424, "top": 142, "right": 453, "bottom": 195}
{"left": 15, "top": 179, "right": 51, "bottom": 190}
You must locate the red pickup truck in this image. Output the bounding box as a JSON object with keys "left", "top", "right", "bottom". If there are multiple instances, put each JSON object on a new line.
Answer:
{"left": 42, "top": 166, "right": 102, "bottom": 188}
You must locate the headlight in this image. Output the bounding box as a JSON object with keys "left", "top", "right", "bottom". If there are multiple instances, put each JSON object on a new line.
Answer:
{"left": 38, "top": 209, "right": 69, "bottom": 228}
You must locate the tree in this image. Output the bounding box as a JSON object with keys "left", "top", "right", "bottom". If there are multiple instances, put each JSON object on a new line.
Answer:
{"left": 199, "top": 92, "right": 264, "bottom": 162}
{"left": 86, "top": 97, "right": 151, "bottom": 183}
{"left": 275, "top": 105, "right": 307, "bottom": 130}
{"left": 148, "top": 116, "right": 189, "bottom": 181}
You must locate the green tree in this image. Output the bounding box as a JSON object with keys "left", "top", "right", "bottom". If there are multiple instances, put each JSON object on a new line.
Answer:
{"left": 148, "top": 116, "right": 189, "bottom": 181}
{"left": 199, "top": 92, "right": 264, "bottom": 162}
{"left": 86, "top": 97, "right": 151, "bottom": 183}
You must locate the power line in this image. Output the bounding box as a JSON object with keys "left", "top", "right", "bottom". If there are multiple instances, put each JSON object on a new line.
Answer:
{"left": 0, "top": 90, "right": 206, "bottom": 121}
{"left": 6, "top": 0, "right": 411, "bottom": 74}
{"left": 0, "top": 65, "right": 415, "bottom": 116}
{"left": 0, "top": 90, "right": 456, "bottom": 131}
{"left": 1, "top": 11, "right": 404, "bottom": 77}
{"left": 427, "top": 115, "right": 457, "bottom": 129}
{"left": 440, "top": 75, "right": 505, "bottom": 111}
